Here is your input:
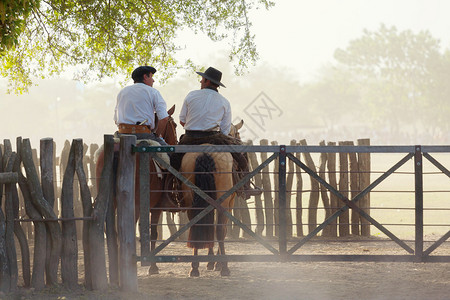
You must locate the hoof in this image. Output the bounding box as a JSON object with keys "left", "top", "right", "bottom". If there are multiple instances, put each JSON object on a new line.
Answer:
{"left": 214, "top": 262, "right": 222, "bottom": 272}
{"left": 207, "top": 262, "right": 215, "bottom": 271}
{"left": 220, "top": 268, "right": 231, "bottom": 277}
{"left": 148, "top": 266, "right": 159, "bottom": 275}
{"left": 190, "top": 268, "right": 200, "bottom": 277}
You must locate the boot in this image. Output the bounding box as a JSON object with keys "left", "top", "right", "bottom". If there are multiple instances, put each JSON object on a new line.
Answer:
{"left": 243, "top": 180, "right": 263, "bottom": 200}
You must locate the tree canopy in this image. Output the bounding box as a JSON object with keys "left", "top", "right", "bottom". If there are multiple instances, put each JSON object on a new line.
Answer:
{"left": 0, "top": 0, "right": 273, "bottom": 93}
{"left": 333, "top": 24, "right": 450, "bottom": 138}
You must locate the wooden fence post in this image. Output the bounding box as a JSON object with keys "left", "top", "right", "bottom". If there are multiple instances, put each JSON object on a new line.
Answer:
{"left": 117, "top": 135, "right": 138, "bottom": 292}
{"left": 318, "top": 140, "right": 332, "bottom": 236}
{"left": 12, "top": 138, "right": 31, "bottom": 288}
{"left": 60, "top": 140, "right": 79, "bottom": 289}
{"left": 327, "top": 142, "right": 338, "bottom": 237}
{"left": 271, "top": 141, "right": 279, "bottom": 237}
{"left": 74, "top": 139, "right": 93, "bottom": 289}
{"left": 348, "top": 141, "right": 360, "bottom": 235}
{"left": 40, "top": 138, "right": 59, "bottom": 285}
{"left": 89, "top": 135, "right": 114, "bottom": 290}
{"left": 295, "top": 143, "right": 303, "bottom": 237}
{"left": 285, "top": 140, "right": 296, "bottom": 238}
{"left": 247, "top": 140, "right": 264, "bottom": 235}
{"left": 299, "top": 139, "right": 319, "bottom": 235}
{"left": 338, "top": 141, "right": 350, "bottom": 237}
{"left": 21, "top": 138, "right": 62, "bottom": 290}
{"left": 1, "top": 147, "right": 19, "bottom": 292}
{"left": 260, "top": 139, "right": 273, "bottom": 238}
{"left": 358, "top": 138, "right": 371, "bottom": 236}
{"left": 138, "top": 141, "right": 151, "bottom": 263}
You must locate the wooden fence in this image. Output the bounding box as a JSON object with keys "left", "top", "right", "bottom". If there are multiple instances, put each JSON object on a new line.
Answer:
{"left": 5, "top": 134, "right": 433, "bottom": 293}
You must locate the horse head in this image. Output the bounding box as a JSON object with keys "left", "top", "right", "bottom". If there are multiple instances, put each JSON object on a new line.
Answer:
{"left": 156, "top": 104, "right": 178, "bottom": 145}
{"left": 229, "top": 119, "right": 244, "bottom": 139}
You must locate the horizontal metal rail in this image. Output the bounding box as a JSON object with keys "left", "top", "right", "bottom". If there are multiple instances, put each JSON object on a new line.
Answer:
{"left": 134, "top": 144, "right": 450, "bottom": 153}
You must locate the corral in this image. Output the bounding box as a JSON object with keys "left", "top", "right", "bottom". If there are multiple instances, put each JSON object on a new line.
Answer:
{"left": 0, "top": 135, "right": 449, "bottom": 299}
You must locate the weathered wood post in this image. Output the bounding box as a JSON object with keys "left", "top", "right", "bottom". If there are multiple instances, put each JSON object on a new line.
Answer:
{"left": 299, "top": 139, "right": 319, "bottom": 234}
{"left": 271, "top": 141, "right": 279, "bottom": 237}
{"left": 357, "top": 138, "right": 371, "bottom": 236}
{"left": 14, "top": 137, "right": 32, "bottom": 288}
{"left": 247, "top": 140, "right": 264, "bottom": 235}
{"left": 21, "top": 138, "right": 62, "bottom": 290}
{"left": 89, "top": 135, "right": 114, "bottom": 290}
{"left": 260, "top": 139, "right": 273, "bottom": 237}
{"left": 295, "top": 143, "right": 303, "bottom": 237}
{"left": 117, "top": 135, "right": 138, "bottom": 291}
{"left": 327, "top": 142, "right": 338, "bottom": 237}
{"left": 74, "top": 139, "right": 93, "bottom": 289}
{"left": 338, "top": 141, "right": 350, "bottom": 237}
{"left": 138, "top": 141, "right": 151, "bottom": 264}
{"left": 40, "top": 138, "right": 59, "bottom": 285}
{"left": 348, "top": 141, "right": 360, "bottom": 235}
{"left": 12, "top": 138, "right": 31, "bottom": 288}
{"left": 52, "top": 140, "right": 59, "bottom": 218}
{"left": 318, "top": 140, "right": 332, "bottom": 236}
{"left": 285, "top": 140, "right": 296, "bottom": 238}
{"left": 60, "top": 140, "right": 79, "bottom": 289}
{"left": 1, "top": 147, "right": 19, "bottom": 293}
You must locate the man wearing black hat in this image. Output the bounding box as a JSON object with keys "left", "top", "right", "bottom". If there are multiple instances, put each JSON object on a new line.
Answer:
{"left": 172, "top": 66, "right": 262, "bottom": 199}
{"left": 114, "top": 65, "right": 169, "bottom": 144}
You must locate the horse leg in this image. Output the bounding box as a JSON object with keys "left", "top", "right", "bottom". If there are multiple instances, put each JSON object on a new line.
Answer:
{"left": 148, "top": 209, "right": 162, "bottom": 275}
{"left": 207, "top": 247, "right": 215, "bottom": 270}
{"left": 216, "top": 212, "right": 230, "bottom": 276}
{"left": 213, "top": 247, "right": 222, "bottom": 272}
{"left": 190, "top": 248, "right": 200, "bottom": 277}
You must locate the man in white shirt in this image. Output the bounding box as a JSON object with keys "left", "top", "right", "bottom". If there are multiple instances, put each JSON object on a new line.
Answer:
{"left": 114, "top": 66, "right": 169, "bottom": 144}
{"left": 172, "top": 66, "right": 262, "bottom": 199}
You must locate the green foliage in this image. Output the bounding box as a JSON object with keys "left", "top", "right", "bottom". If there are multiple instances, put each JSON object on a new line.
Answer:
{"left": 0, "top": 0, "right": 274, "bottom": 93}
{"left": 0, "top": 0, "right": 39, "bottom": 54}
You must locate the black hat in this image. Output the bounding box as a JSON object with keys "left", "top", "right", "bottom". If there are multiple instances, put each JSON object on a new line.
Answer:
{"left": 196, "top": 67, "right": 226, "bottom": 88}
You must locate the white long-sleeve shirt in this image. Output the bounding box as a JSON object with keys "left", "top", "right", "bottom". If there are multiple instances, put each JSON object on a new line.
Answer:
{"left": 179, "top": 88, "right": 232, "bottom": 135}
{"left": 114, "top": 83, "right": 168, "bottom": 129}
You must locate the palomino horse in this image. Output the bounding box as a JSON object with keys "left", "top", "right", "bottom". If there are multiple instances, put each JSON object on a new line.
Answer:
{"left": 95, "top": 104, "right": 178, "bottom": 275}
{"left": 179, "top": 120, "right": 244, "bottom": 277}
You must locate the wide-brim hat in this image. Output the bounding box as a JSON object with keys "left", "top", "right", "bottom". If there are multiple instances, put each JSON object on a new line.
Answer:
{"left": 196, "top": 67, "right": 226, "bottom": 88}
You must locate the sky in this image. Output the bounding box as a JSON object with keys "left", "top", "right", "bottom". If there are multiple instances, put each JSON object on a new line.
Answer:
{"left": 1, "top": 0, "right": 450, "bottom": 150}
{"left": 174, "top": 0, "right": 450, "bottom": 84}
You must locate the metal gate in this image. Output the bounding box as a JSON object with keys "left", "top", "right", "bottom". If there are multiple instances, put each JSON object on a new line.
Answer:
{"left": 128, "top": 142, "right": 450, "bottom": 264}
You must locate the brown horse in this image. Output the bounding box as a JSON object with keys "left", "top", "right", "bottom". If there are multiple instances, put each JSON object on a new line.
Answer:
{"left": 179, "top": 120, "right": 244, "bottom": 277}
{"left": 94, "top": 104, "right": 178, "bottom": 275}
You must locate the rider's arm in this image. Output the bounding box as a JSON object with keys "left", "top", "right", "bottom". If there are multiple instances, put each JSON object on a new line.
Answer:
{"left": 153, "top": 90, "right": 169, "bottom": 120}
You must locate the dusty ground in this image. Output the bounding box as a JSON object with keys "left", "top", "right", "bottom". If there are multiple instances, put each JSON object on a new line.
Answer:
{"left": 3, "top": 236, "right": 450, "bottom": 300}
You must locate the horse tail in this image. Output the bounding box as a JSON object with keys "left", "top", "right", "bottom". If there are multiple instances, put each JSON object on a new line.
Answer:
{"left": 187, "top": 153, "right": 216, "bottom": 249}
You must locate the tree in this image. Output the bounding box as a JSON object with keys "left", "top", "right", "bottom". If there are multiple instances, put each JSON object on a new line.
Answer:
{"left": 0, "top": 0, "right": 273, "bottom": 93}
{"left": 333, "top": 24, "right": 449, "bottom": 141}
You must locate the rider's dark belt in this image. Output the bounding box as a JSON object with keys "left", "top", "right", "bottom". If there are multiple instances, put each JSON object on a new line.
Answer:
{"left": 185, "top": 130, "right": 220, "bottom": 138}
{"left": 118, "top": 123, "right": 152, "bottom": 134}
